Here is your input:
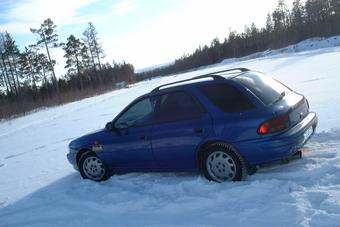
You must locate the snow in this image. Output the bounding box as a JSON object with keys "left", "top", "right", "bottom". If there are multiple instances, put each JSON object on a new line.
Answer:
{"left": 1, "top": 37, "right": 340, "bottom": 226}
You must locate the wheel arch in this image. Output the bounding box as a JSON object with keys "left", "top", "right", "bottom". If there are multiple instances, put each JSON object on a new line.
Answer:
{"left": 196, "top": 139, "right": 248, "bottom": 171}
{"left": 76, "top": 148, "right": 92, "bottom": 166}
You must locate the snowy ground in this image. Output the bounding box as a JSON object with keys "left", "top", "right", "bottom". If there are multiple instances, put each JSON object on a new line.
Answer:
{"left": 1, "top": 39, "right": 340, "bottom": 226}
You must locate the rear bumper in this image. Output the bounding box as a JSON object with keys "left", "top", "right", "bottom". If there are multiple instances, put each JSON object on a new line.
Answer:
{"left": 235, "top": 112, "right": 318, "bottom": 165}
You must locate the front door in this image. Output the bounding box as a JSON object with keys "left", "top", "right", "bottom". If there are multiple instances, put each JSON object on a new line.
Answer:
{"left": 100, "top": 97, "right": 156, "bottom": 170}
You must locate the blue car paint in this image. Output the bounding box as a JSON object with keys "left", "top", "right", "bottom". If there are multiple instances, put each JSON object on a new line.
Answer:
{"left": 234, "top": 112, "right": 317, "bottom": 164}
{"left": 151, "top": 114, "right": 213, "bottom": 170}
{"left": 68, "top": 71, "right": 318, "bottom": 174}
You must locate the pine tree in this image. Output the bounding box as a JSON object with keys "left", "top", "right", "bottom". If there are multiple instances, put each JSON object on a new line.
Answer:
{"left": 266, "top": 12, "right": 274, "bottom": 32}
{"left": 30, "top": 18, "right": 60, "bottom": 94}
{"left": 0, "top": 58, "right": 11, "bottom": 94}
{"left": 36, "top": 53, "right": 52, "bottom": 89}
{"left": 63, "top": 35, "right": 90, "bottom": 90}
{"left": 19, "top": 47, "right": 38, "bottom": 90}
{"left": 0, "top": 33, "right": 21, "bottom": 96}
{"left": 272, "top": 0, "right": 290, "bottom": 31}
{"left": 330, "top": 0, "right": 340, "bottom": 14}
{"left": 83, "top": 22, "right": 104, "bottom": 72}
{"left": 291, "top": 0, "right": 305, "bottom": 26}
{"left": 0, "top": 38, "right": 12, "bottom": 94}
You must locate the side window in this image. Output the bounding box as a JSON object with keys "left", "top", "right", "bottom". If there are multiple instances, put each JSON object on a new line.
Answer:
{"left": 115, "top": 98, "right": 155, "bottom": 128}
{"left": 156, "top": 91, "right": 205, "bottom": 123}
{"left": 199, "top": 83, "right": 255, "bottom": 112}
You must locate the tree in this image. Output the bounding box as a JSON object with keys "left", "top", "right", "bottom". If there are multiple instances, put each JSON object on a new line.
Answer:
{"left": 290, "top": 0, "right": 306, "bottom": 41}
{"left": 0, "top": 69, "right": 8, "bottom": 93}
{"left": 0, "top": 58, "right": 11, "bottom": 94}
{"left": 19, "top": 46, "right": 38, "bottom": 90}
{"left": 36, "top": 53, "right": 53, "bottom": 89}
{"left": 305, "top": 0, "right": 333, "bottom": 36}
{"left": 329, "top": 0, "right": 340, "bottom": 34}
{"left": 291, "top": 0, "right": 305, "bottom": 26}
{"left": 19, "top": 45, "right": 51, "bottom": 92}
{"left": 272, "top": 0, "right": 290, "bottom": 31}
{"left": 0, "top": 33, "right": 21, "bottom": 96}
{"left": 210, "top": 38, "right": 222, "bottom": 63}
{"left": 266, "top": 12, "right": 274, "bottom": 32}
{"left": 30, "top": 18, "right": 60, "bottom": 94}
{"left": 83, "top": 22, "right": 104, "bottom": 72}
{"left": 63, "top": 35, "right": 90, "bottom": 90}
{"left": 330, "top": 0, "right": 340, "bottom": 15}
{"left": 0, "top": 37, "right": 12, "bottom": 94}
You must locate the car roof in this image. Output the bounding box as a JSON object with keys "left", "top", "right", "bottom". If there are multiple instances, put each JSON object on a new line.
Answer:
{"left": 144, "top": 68, "right": 251, "bottom": 96}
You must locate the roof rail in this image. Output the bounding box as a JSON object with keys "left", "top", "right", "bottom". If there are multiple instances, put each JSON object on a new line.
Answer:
{"left": 195, "top": 67, "right": 250, "bottom": 78}
{"left": 151, "top": 67, "right": 250, "bottom": 93}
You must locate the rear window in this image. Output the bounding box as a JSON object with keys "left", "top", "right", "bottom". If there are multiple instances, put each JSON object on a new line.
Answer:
{"left": 199, "top": 83, "right": 255, "bottom": 112}
{"left": 233, "top": 72, "right": 291, "bottom": 105}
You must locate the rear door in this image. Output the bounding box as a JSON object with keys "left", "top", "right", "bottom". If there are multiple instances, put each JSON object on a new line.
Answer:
{"left": 151, "top": 90, "right": 212, "bottom": 170}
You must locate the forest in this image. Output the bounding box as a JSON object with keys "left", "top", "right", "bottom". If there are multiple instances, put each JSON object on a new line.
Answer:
{"left": 1, "top": 0, "right": 340, "bottom": 119}
{"left": 138, "top": 0, "right": 340, "bottom": 80}
{"left": 0, "top": 21, "right": 134, "bottom": 119}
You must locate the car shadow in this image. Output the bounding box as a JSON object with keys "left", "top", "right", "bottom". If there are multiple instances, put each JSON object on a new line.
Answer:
{"left": 0, "top": 171, "right": 214, "bottom": 226}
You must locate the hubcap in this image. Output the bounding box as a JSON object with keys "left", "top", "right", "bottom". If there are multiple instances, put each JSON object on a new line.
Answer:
{"left": 82, "top": 156, "right": 105, "bottom": 180}
{"left": 206, "top": 151, "right": 236, "bottom": 182}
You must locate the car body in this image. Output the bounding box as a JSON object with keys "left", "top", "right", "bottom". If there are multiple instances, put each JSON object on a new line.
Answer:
{"left": 67, "top": 68, "right": 318, "bottom": 182}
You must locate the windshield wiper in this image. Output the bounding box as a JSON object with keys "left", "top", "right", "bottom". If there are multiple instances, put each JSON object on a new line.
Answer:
{"left": 272, "top": 91, "right": 286, "bottom": 105}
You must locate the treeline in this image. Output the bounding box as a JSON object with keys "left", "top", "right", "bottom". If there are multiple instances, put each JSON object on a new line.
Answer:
{"left": 138, "top": 0, "right": 340, "bottom": 80}
{"left": 0, "top": 20, "right": 134, "bottom": 119}
{"left": 1, "top": 0, "right": 340, "bottom": 119}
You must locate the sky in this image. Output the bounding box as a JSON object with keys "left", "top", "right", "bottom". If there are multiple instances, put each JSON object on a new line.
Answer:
{"left": 0, "top": 0, "right": 294, "bottom": 76}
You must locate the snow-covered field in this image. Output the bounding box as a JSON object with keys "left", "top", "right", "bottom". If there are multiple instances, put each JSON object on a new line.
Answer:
{"left": 1, "top": 39, "right": 340, "bottom": 226}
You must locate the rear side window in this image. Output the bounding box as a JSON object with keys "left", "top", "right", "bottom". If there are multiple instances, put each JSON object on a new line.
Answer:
{"left": 199, "top": 83, "right": 255, "bottom": 112}
{"left": 233, "top": 73, "right": 291, "bottom": 105}
{"left": 156, "top": 91, "right": 205, "bottom": 123}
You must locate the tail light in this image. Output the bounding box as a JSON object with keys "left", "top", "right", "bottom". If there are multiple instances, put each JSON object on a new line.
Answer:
{"left": 258, "top": 114, "right": 290, "bottom": 135}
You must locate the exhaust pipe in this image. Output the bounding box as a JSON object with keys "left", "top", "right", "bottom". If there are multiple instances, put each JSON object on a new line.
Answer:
{"left": 259, "top": 150, "right": 303, "bottom": 168}
{"left": 290, "top": 150, "right": 302, "bottom": 160}
{"left": 281, "top": 150, "right": 302, "bottom": 164}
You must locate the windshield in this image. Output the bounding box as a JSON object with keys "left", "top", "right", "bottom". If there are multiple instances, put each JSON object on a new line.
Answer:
{"left": 233, "top": 72, "right": 291, "bottom": 105}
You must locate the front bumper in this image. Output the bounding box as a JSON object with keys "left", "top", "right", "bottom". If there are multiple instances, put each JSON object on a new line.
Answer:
{"left": 235, "top": 112, "right": 318, "bottom": 165}
{"left": 67, "top": 148, "right": 79, "bottom": 170}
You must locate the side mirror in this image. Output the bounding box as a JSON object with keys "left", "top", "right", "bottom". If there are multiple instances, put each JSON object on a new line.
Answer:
{"left": 105, "top": 122, "right": 114, "bottom": 131}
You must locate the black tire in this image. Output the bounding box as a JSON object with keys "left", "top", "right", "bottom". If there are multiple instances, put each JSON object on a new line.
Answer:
{"left": 78, "top": 152, "right": 110, "bottom": 181}
{"left": 202, "top": 144, "right": 243, "bottom": 182}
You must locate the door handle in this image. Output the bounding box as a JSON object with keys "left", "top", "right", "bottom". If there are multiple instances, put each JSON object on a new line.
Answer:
{"left": 193, "top": 128, "right": 203, "bottom": 133}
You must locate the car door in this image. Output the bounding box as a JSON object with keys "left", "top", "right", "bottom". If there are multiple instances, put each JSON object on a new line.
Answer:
{"left": 100, "top": 97, "right": 156, "bottom": 170}
{"left": 151, "top": 90, "right": 212, "bottom": 170}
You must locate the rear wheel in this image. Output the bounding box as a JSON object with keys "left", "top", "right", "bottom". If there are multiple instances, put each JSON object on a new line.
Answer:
{"left": 202, "top": 144, "right": 243, "bottom": 182}
{"left": 79, "top": 152, "right": 110, "bottom": 181}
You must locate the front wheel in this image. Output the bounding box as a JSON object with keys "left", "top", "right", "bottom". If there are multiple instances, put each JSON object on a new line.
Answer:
{"left": 78, "top": 152, "right": 110, "bottom": 181}
{"left": 202, "top": 144, "right": 243, "bottom": 182}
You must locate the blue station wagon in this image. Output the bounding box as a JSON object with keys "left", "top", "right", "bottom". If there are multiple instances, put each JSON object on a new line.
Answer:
{"left": 67, "top": 68, "right": 318, "bottom": 182}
